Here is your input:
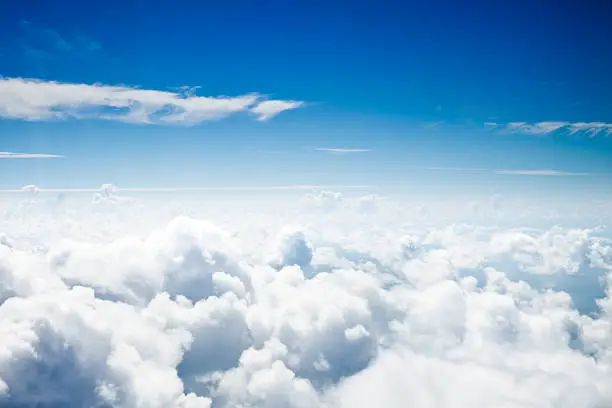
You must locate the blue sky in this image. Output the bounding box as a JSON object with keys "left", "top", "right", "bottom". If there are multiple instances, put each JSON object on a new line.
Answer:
{"left": 1, "top": 0, "right": 611, "bottom": 195}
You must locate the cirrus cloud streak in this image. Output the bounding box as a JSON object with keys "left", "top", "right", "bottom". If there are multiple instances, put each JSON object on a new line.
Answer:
{"left": 0, "top": 151, "right": 64, "bottom": 159}
{"left": 314, "top": 148, "right": 371, "bottom": 154}
{"left": 427, "top": 167, "right": 591, "bottom": 176}
{"left": 486, "top": 121, "right": 612, "bottom": 137}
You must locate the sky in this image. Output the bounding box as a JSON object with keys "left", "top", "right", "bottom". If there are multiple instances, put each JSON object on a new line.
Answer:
{"left": 3, "top": 3, "right": 612, "bottom": 407}
{"left": 0, "top": 0, "right": 611, "bottom": 196}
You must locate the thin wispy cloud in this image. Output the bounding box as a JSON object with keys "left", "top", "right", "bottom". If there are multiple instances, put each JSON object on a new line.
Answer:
{"left": 492, "top": 169, "right": 589, "bottom": 176}
{"left": 428, "top": 167, "right": 487, "bottom": 173}
{"left": 0, "top": 78, "right": 304, "bottom": 125}
{"left": 250, "top": 100, "right": 304, "bottom": 121}
{"left": 428, "top": 167, "right": 590, "bottom": 176}
{"left": 423, "top": 121, "right": 442, "bottom": 129}
{"left": 314, "top": 148, "right": 371, "bottom": 154}
{"left": 0, "top": 184, "right": 372, "bottom": 193}
{"left": 19, "top": 20, "right": 100, "bottom": 55}
{"left": 16, "top": 21, "right": 103, "bottom": 77}
{"left": 19, "top": 20, "right": 74, "bottom": 58}
{"left": 487, "top": 121, "right": 612, "bottom": 137}
{"left": 0, "top": 151, "right": 64, "bottom": 159}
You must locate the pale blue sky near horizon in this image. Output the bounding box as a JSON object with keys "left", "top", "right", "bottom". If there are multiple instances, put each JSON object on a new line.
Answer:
{"left": 0, "top": 0, "right": 611, "bottom": 197}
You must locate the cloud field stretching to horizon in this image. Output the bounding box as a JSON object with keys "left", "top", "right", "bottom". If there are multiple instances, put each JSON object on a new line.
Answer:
{"left": 0, "top": 189, "right": 611, "bottom": 408}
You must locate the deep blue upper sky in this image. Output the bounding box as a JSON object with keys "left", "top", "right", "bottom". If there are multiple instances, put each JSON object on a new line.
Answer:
{"left": 0, "top": 0, "right": 611, "bottom": 194}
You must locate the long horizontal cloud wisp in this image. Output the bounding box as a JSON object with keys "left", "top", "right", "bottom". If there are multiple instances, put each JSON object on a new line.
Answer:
{"left": 487, "top": 121, "right": 612, "bottom": 137}
{"left": 0, "top": 78, "right": 305, "bottom": 124}
{"left": 0, "top": 152, "right": 64, "bottom": 159}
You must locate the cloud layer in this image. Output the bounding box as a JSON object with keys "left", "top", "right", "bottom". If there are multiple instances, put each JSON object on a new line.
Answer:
{"left": 0, "top": 78, "right": 304, "bottom": 124}
{"left": 0, "top": 191, "right": 611, "bottom": 407}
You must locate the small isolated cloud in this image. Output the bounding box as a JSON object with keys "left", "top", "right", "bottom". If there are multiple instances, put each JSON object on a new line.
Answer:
{"left": 314, "top": 148, "right": 371, "bottom": 154}
{"left": 21, "top": 184, "right": 39, "bottom": 193}
{"left": 0, "top": 151, "right": 63, "bottom": 159}
{"left": 488, "top": 121, "right": 612, "bottom": 137}
{"left": 0, "top": 78, "right": 304, "bottom": 125}
{"left": 250, "top": 100, "right": 304, "bottom": 121}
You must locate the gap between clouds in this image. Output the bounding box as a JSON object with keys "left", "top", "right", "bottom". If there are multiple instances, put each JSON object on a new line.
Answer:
{"left": 0, "top": 78, "right": 304, "bottom": 125}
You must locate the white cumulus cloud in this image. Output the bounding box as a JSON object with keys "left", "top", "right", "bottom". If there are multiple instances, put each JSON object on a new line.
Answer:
{"left": 0, "top": 191, "right": 611, "bottom": 407}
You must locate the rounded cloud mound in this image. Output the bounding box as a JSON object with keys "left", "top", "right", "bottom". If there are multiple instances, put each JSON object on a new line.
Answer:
{"left": 0, "top": 193, "right": 611, "bottom": 407}
{"left": 270, "top": 227, "right": 313, "bottom": 270}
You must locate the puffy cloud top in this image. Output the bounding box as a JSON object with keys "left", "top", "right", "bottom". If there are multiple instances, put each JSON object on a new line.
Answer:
{"left": 0, "top": 192, "right": 611, "bottom": 407}
{"left": 271, "top": 227, "right": 313, "bottom": 270}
